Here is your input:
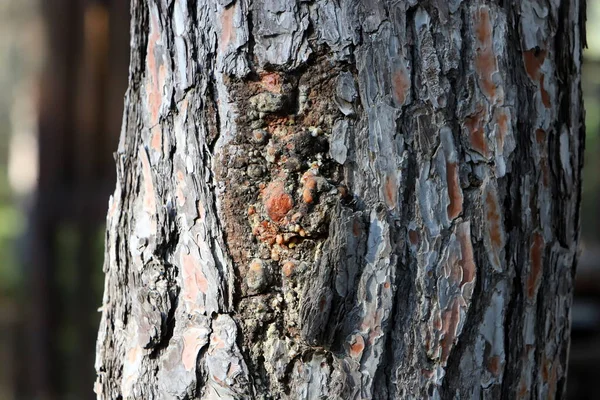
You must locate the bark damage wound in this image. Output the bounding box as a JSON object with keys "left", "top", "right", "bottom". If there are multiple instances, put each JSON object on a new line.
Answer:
{"left": 214, "top": 57, "right": 351, "bottom": 393}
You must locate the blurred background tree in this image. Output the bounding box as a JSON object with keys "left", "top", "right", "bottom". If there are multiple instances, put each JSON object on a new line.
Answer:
{"left": 0, "top": 0, "right": 129, "bottom": 399}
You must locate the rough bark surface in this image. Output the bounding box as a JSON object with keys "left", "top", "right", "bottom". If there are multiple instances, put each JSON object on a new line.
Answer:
{"left": 95, "top": 0, "right": 585, "bottom": 399}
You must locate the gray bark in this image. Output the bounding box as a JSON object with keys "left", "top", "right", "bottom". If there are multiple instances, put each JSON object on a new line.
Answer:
{"left": 95, "top": 0, "right": 585, "bottom": 399}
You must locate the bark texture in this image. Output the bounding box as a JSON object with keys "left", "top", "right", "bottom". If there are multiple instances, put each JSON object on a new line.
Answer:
{"left": 95, "top": 0, "right": 585, "bottom": 399}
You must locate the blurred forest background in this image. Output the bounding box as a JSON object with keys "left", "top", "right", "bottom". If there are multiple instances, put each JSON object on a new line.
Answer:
{"left": 0, "top": 1, "right": 598, "bottom": 399}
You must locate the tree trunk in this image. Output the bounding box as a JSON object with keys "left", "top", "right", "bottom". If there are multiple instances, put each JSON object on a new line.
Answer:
{"left": 95, "top": 0, "right": 585, "bottom": 398}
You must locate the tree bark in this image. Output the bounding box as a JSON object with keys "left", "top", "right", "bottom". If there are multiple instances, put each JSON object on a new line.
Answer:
{"left": 95, "top": 0, "right": 585, "bottom": 399}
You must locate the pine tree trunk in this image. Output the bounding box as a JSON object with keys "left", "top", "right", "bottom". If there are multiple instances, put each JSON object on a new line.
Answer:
{"left": 95, "top": 1, "right": 585, "bottom": 398}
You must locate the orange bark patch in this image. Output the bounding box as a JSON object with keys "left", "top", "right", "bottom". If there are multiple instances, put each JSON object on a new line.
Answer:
{"left": 465, "top": 108, "right": 488, "bottom": 156}
{"left": 440, "top": 298, "right": 461, "bottom": 363}
{"left": 249, "top": 259, "right": 263, "bottom": 273}
{"left": 352, "top": 219, "right": 361, "bottom": 237}
{"left": 474, "top": 8, "right": 499, "bottom": 103}
{"left": 517, "top": 379, "right": 529, "bottom": 399}
{"left": 219, "top": 5, "right": 236, "bottom": 54}
{"left": 392, "top": 66, "right": 410, "bottom": 106}
{"left": 523, "top": 49, "right": 552, "bottom": 109}
{"left": 176, "top": 170, "right": 185, "bottom": 183}
{"left": 540, "top": 75, "right": 551, "bottom": 108}
{"left": 318, "top": 295, "right": 327, "bottom": 312}
{"left": 282, "top": 261, "right": 296, "bottom": 277}
{"left": 487, "top": 355, "right": 502, "bottom": 376}
{"left": 264, "top": 181, "right": 294, "bottom": 222}
{"left": 536, "top": 129, "right": 546, "bottom": 144}
{"left": 523, "top": 49, "right": 547, "bottom": 80}
{"left": 182, "top": 253, "right": 208, "bottom": 307}
{"left": 541, "top": 159, "right": 549, "bottom": 187}
{"left": 127, "top": 345, "right": 141, "bottom": 364}
{"left": 446, "top": 162, "right": 463, "bottom": 220}
{"left": 447, "top": 251, "right": 463, "bottom": 286}
{"left": 265, "top": 116, "right": 291, "bottom": 137}
{"left": 210, "top": 332, "right": 226, "bottom": 351}
{"left": 542, "top": 356, "right": 559, "bottom": 400}
{"left": 145, "top": 8, "right": 165, "bottom": 126}
{"left": 197, "top": 201, "right": 205, "bottom": 220}
{"left": 433, "top": 311, "right": 442, "bottom": 331}
{"left": 182, "top": 327, "right": 207, "bottom": 371}
{"left": 494, "top": 108, "right": 509, "bottom": 149}
{"left": 409, "top": 229, "right": 419, "bottom": 247}
{"left": 485, "top": 187, "right": 503, "bottom": 251}
{"left": 260, "top": 72, "right": 283, "bottom": 94}
{"left": 421, "top": 369, "right": 435, "bottom": 379}
{"left": 527, "top": 233, "right": 544, "bottom": 300}
{"left": 302, "top": 189, "right": 313, "bottom": 204}
{"left": 302, "top": 174, "right": 317, "bottom": 204}
{"left": 484, "top": 185, "right": 504, "bottom": 270}
{"left": 108, "top": 200, "right": 117, "bottom": 218}
{"left": 252, "top": 220, "right": 279, "bottom": 245}
{"left": 349, "top": 335, "right": 365, "bottom": 359}
{"left": 457, "top": 223, "right": 476, "bottom": 286}
{"left": 146, "top": 64, "right": 166, "bottom": 126}
{"left": 150, "top": 126, "right": 162, "bottom": 152}
{"left": 383, "top": 174, "right": 397, "bottom": 209}
{"left": 474, "top": 8, "right": 491, "bottom": 44}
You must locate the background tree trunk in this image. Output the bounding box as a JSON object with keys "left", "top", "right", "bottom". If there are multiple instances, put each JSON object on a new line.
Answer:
{"left": 95, "top": 0, "right": 585, "bottom": 398}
